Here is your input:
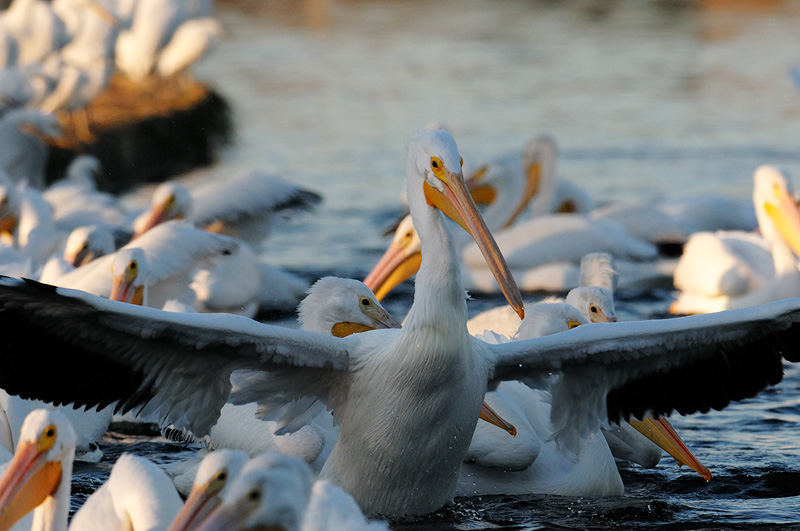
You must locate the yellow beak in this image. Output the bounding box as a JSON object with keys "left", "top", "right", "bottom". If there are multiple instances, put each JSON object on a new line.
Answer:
{"left": 0, "top": 441, "right": 62, "bottom": 531}
{"left": 765, "top": 184, "right": 800, "bottom": 259}
{"left": 423, "top": 168, "right": 524, "bottom": 319}
{"left": 167, "top": 480, "right": 222, "bottom": 531}
{"left": 629, "top": 416, "right": 711, "bottom": 482}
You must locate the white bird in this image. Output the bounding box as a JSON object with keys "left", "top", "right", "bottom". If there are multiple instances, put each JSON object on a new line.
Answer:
{"left": 155, "top": 17, "right": 222, "bottom": 78}
{"left": 0, "top": 131, "right": 798, "bottom": 518}
{"left": 0, "top": 408, "right": 184, "bottom": 531}
{"left": 169, "top": 276, "right": 401, "bottom": 467}
{"left": 0, "top": 109, "right": 60, "bottom": 189}
{"left": 114, "top": 0, "right": 185, "bottom": 80}
{"left": 0, "top": 390, "right": 110, "bottom": 463}
{"left": 167, "top": 449, "right": 249, "bottom": 531}
{"left": 132, "top": 172, "right": 322, "bottom": 247}
{"left": 38, "top": 224, "right": 116, "bottom": 284}
{"left": 591, "top": 193, "right": 757, "bottom": 249}
{"left": 194, "top": 453, "right": 388, "bottom": 531}
{"left": 671, "top": 165, "right": 800, "bottom": 314}
{"left": 0, "top": 408, "right": 75, "bottom": 531}
{"left": 70, "top": 453, "right": 183, "bottom": 531}
{"left": 57, "top": 221, "right": 238, "bottom": 309}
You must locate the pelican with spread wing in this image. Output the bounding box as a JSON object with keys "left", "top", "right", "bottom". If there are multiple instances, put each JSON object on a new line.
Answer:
{"left": 0, "top": 130, "right": 798, "bottom": 518}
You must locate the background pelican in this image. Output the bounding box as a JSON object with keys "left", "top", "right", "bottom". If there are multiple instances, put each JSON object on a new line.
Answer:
{"left": 671, "top": 165, "right": 800, "bottom": 314}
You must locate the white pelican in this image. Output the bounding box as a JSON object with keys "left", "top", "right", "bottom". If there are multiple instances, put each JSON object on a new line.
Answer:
{"left": 0, "top": 109, "right": 60, "bottom": 190}
{"left": 671, "top": 166, "right": 800, "bottom": 315}
{"left": 166, "top": 277, "right": 401, "bottom": 467}
{"left": 132, "top": 171, "right": 322, "bottom": 247}
{"left": 194, "top": 452, "right": 388, "bottom": 531}
{"left": 0, "top": 131, "right": 798, "bottom": 517}
{"left": 591, "top": 194, "right": 757, "bottom": 249}
{"left": 70, "top": 453, "right": 183, "bottom": 530}
{"left": 0, "top": 409, "right": 73, "bottom": 531}
{"left": 57, "top": 220, "right": 238, "bottom": 309}
{"left": 155, "top": 17, "right": 223, "bottom": 78}
{"left": 167, "top": 449, "right": 249, "bottom": 531}
{"left": 38, "top": 224, "right": 116, "bottom": 284}
{"left": 0, "top": 390, "right": 110, "bottom": 463}
{"left": 367, "top": 209, "right": 664, "bottom": 298}
{"left": 0, "top": 408, "right": 184, "bottom": 531}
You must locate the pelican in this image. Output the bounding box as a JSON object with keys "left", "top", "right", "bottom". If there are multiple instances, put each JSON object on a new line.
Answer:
{"left": 591, "top": 193, "right": 757, "bottom": 249}
{"left": 0, "top": 408, "right": 184, "bottom": 531}
{"left": 0, "top": 409, "right": 73, "bottom": 531}
{"left": 194, "top": 452, "right": 388, "bottom": 531}
{"left": 70, "top": 453, "right": 183, "bottom": 530}
{"left": 0, "top": 131, "right": 798, "bottom": 517}
{"left": 38, "top": 224, "right": 116, "bottom": 284}
{"left": 466, "top": 134, "right": 594, "bottom": 224}
{"left": 57, "top": 221, "right": 238, "bottom": 309}
{"left": 155, "top": 17, "right": 223, "bottom": 78}
{"left": 671, "top": 166, "right": 800, "bottom": 314}
{"left": 167, "top": 449, "right": 249, "bottom": 531}
{"left": 132, "top": 172, "right": 322, "bottom": 247}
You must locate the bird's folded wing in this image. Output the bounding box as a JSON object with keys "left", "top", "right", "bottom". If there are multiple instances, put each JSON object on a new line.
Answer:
{"left": 0, "top": 277, "right": 352, "bottom": 436}
{"left": 488, "top": 298, "right": 800, "bottom": 441}
{"left": 190, "top": 171, "right": 322, "bottom": 226}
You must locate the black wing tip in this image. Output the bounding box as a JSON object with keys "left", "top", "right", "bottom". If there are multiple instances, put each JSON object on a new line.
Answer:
{"left": 606, "top": 325, "right": 800, "bottom": 423}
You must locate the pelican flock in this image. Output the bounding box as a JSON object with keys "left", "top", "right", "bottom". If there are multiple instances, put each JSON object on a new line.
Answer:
{"left": 0, "top": 0, "right": 796, "bottom": 526}
{"left": 0, "top": 129, "right": 796, "bottom": 529}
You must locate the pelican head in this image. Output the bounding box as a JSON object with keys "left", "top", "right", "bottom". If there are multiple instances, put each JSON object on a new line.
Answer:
{"left": 363, "top": 215, "right": 421, "bottom": 301}
{"left": 753, "top": 165, "right": 800, "bottom": 258}
{"left": 0, "top": 409, "right": 76, "bottom": 531}
{"left": 135, "top": 182, "right": 191, "bottom": 238}
{"left": 63, "top": 225, "right": 115, "bottom": 267}
{"left": 566, "top": 286, "right": 617, "bottom": 323}
{"left": 167, "top": 449, "right": 249, "bottom": 531}
{"left": 110, "top": 248, "right": 148, "bottom": 305}
{"left": 299, "top": 276, "right": 401, "bottom": 337}
{"left": 402, "top": 129, "right": 524, "bottom": 318}
{"left": 194, "top": 453, "right": 313, "bottom": 531}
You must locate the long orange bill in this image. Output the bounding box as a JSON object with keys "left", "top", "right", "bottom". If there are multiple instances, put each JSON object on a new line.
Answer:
{"left": 424, "top": 169, "right": 524, "bottom": 319}
{"left": 167, "top": 483, "right": 221, "bottom": 531}
{"left": 0, "top": 442, "right": 62, "bottom": 531}
{"left": 629, "top": 416, "right": 711, "bottom": 482}
{"left": 363, "top": 240, "right": 421, "bottom": 301}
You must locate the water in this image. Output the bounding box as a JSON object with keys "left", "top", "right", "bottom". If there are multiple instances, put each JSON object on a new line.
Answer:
{"left": 77, "top": 0, "right": 800, "bottom": 528}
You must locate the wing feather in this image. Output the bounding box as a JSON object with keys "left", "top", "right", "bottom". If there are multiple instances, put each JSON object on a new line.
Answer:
{"left": 0, "top": 277, "right": 351, "bottom": 436}
{"left": 488, "top": 298, "right": 800, "bottom": 440}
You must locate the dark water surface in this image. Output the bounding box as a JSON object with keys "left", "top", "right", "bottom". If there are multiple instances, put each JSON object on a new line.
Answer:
{"left": 76, "top": 1, "right": 800, "bottom": 528}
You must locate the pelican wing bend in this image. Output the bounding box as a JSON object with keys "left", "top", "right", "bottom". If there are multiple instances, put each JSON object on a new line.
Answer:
{"left": 487, "top": 298, "right": 800, "bottom": 442}
{"left": 0, "top": 277, "right": 352, "bottom": 437}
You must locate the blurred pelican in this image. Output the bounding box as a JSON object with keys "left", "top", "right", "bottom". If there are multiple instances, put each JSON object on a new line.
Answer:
{"left": 671, "top": 166, "right": 800, "bottom": 314}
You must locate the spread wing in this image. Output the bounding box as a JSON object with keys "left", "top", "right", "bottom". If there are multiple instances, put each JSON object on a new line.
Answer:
{"left": 0, "top": 277, "right": 352, "bottom": 436}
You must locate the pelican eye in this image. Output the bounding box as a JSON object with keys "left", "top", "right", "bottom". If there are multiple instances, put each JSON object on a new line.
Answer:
{"left": 248, "top": 488, "right": 262, "bottom": 502}
{"left": 590, "top": 305, "right": 598, "bottom": 313}
{"left": 38, "top": 424, "right": 57, "bottom": 451}
{"left": 217, "top": 471, "right": 227, "bottom": 481}
{"left": 430, "top": 157, "right": 447, "bottom": 181}
{"left": 360, "top": 297, "right": 372, "bottom": 307}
